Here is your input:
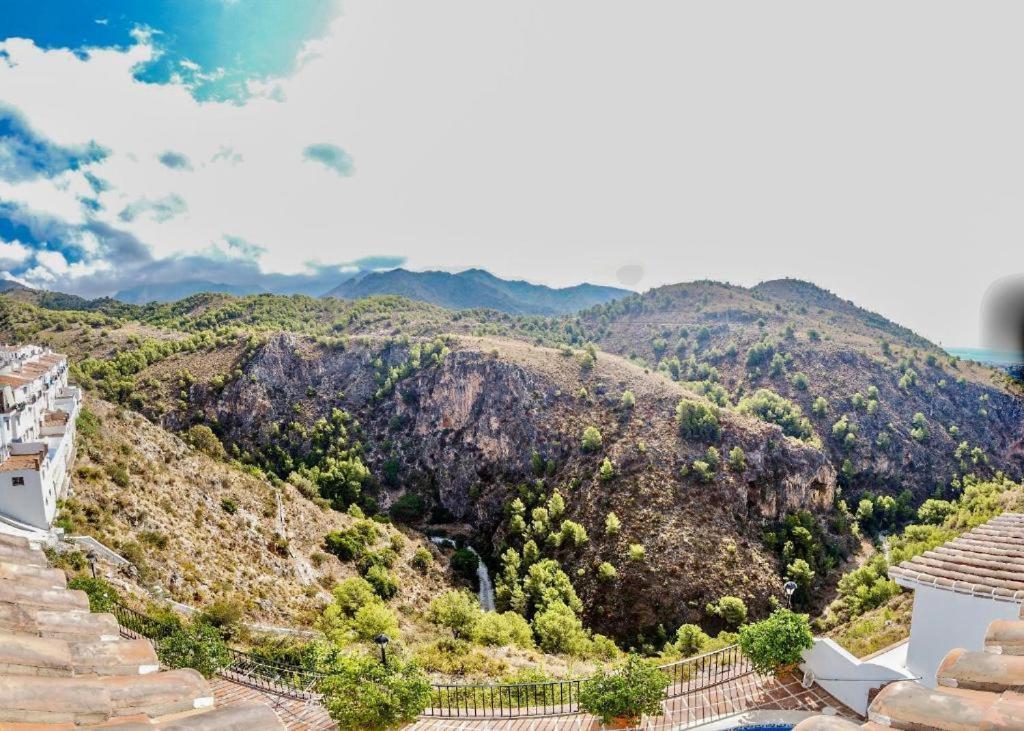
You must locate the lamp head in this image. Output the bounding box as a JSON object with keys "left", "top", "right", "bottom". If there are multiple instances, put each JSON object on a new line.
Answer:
{"left": 373, "top": 633, "right": 390, "bottom": 647}
{"left": 784, "top": 580, "right": 798, "bottom": 597}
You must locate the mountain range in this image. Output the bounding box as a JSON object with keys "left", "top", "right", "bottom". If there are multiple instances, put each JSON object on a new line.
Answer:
{"left": 105, "top": 267, "right": 631, "bottom": 315}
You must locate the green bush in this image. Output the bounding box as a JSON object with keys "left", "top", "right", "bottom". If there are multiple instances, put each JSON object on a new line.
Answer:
{"left": 737, "top": 609, "right": 814, "bottom": 675}
{"left": 605, "top": 512, "right": 621, "bottom": 535}
{"left": 579, "top": 654, "right": 669, "bottom": 724}
{"left": 475, "top": 611, "right": 535, "bottom": 649}
{"left": 582, "top": 426, "right": 603, "bottom": 452}
{"left": 68, "top": 576, "right": 118, "bottom": 613}
{"left": 333, "top": 577, "right": 380, "bottom": 616}
{"left": 186, "top": 424, "right": 226, "bottom": 459}
{"left": 737, "top": 389, "right": 813, "bottom": 441}
{"left": 428, "top": 590, "right": 482, "bottom": 640}
{"left": 627, "top": 544, "right": 646, "bottom": 562}
{"left": 351, "top": 603, "right": 400, "bottom": 641}
{"left": 620, "top": 390, "right": 636, "bottom": 409}
{"left": 450, "top": 547, "right": 480, "bottom": 583}
{"left": 156, "top": 620, "right": 231, "bottom": 678}
{"left": 675, "top": 400, "right": 721, "bottom": 441}
{"left": 672, "top": 624, "right": 710, "bottom": 656}
{"left": 728, "top": 446, "right": 746, "bottom": 472}
{"left": 532, "top": 600, "right": 589, "bottom": 655}
{"left": 364, "top": 565, "right": 399, "bottom": 600}
{"left": 597, "top": 562, "right": 617, "bottom": 581}
{"left": 389, "top": 493, "right": 423, "bottom": 523}
{"left": 319, "top": 652, "right": 431, "bottom": 730}
{"left": 411, "top": 547, "right": 433, "bottom": 573}
{"left": 324, "top": 520, "right": 378, "bottom": 561}
{"left": 598, "top": 457, "right": 616, "bottom": 482}
{"left": 706, "top": 596, "right": 748, "bottom": 626}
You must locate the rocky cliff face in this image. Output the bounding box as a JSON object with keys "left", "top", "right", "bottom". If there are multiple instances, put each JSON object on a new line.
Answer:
{"left": 173, "top": 333, "right": 840, "bottom": 636}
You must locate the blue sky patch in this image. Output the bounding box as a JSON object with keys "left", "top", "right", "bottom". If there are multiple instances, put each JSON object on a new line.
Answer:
{"left": 0, "top": 104, "right": 107, "bottom": 182}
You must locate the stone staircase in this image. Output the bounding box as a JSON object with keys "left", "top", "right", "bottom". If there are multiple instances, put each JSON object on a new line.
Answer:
{"left": 0, "top": 533, "right": 286, "bottom": 729}
{"left": 794, "top": 602, "right": 1024, "bottom": 729}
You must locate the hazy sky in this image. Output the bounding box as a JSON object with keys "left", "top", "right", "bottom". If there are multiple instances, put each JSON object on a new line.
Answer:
{"left": 1, "top": 2, "right": 1022, "bottom": 345}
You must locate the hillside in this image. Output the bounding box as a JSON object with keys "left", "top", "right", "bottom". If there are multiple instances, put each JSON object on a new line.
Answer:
{"left": 324, "top": 268, "right": 631, "bottom": 315}
{"left": 575, "top": 279, "right": 1024, "bottom": 503}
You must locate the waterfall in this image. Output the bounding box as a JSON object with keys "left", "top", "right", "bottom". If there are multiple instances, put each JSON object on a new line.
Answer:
{"left": 429, "top": 536, "right": 496, "bottom": 611}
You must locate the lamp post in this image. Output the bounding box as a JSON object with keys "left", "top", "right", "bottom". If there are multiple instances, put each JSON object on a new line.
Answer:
{"left": 86, "top": 551, "right": 97, "bottom": 579}
{"left": 783, "top": 580, "right": 798, "bottom": 609}
{"left": 373, "top": 633, "right": 390, "bottom": 667}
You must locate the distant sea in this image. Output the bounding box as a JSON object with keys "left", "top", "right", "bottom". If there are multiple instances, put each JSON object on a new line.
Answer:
{"left": 946, "top": 347, "right": 1024, "bottom": 367}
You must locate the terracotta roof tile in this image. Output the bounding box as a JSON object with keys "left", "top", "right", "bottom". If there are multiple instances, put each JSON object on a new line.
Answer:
{"left": 889, "top": 513, "right": 1024, "bottom": 599}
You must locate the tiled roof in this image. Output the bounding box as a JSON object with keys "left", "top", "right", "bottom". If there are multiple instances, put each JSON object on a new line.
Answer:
{"left": 0, "top": 445, "right": 48, "bottom": 473}
{"left": 0, "top": 374, "right": 30, "bottom": 388}
{"left": 796, "top": 513, "right": 1024, "bottom": 731}
{"left": 0, "top": 532, "right": 285, "bottom": 729}
{"left": 889, "top": 513, "right": 1024, "bottom": 600}
{"left": 43, "top": 410, "right": 70, "bottom": 426}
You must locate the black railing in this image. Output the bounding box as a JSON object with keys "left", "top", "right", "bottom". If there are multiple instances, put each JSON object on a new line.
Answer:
{"left": 112, "top": 600, "right": 323, "bottom": 701}
{"left": 112, "top": 599, "right": 754, "bottom": 722}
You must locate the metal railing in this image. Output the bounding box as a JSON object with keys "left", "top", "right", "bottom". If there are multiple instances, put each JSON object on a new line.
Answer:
{"left": 421, "top": 643, "right": 751, "bottom": 719}
{"left": 112, "top": 599, "right": 754, "bottom": 721}
{"left": 111, "top": 600, "right": 323, "bottom": 701}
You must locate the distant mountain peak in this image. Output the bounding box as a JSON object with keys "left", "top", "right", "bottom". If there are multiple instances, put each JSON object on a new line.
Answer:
{"left": 324, "top": 268, "right": 631, "bottom": 315}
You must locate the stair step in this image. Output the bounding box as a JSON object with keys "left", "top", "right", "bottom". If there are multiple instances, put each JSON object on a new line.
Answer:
{"left": 0, "top": 582, "right": 89, "bottom": 613}
{"left": 869, "top": 680, "right": 993, "bottom": 729}
{"left": 0, "top": 561, "right": 67, "bottom": 589}
{"left": 159, "top": 701, "right": 286, "bottom": 731}
{"left": 0, "top": 544, "right": 47, "bottom": 568}
{"left": 0, "top": 675, "right": 112, "bottom": 724}
{"left": 70, "top": 639, "right": 160, "bottom": 676}
{"left": 101, "top": 668, "right": 214, "bottom": 718}
{"left": 0, "top": 633, "right": 74, "bottom": 676}
{"left": 0, "top": 534, "right": 31, "bottom": 551}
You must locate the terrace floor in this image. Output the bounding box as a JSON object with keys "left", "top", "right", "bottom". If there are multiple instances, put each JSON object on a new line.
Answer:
{"left": 406, "top": 670, "right": 860, "bottom": 730}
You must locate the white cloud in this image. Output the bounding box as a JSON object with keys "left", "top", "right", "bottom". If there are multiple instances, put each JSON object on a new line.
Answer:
{"left": 0, "top": 239, "right": 31, "bottom": 268}
{"left": 1, "top": 2, "right": 1024, "bottom": 344}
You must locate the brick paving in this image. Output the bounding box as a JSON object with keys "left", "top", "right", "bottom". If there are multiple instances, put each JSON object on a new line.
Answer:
{"left": 211, "top": 676, "right": 336, "bottom": 731}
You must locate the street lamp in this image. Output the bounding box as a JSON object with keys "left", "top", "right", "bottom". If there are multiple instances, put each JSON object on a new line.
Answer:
{"left": 783, "top": 580, "right": 798, "bottom": 609}
{"left": 373, "top": 633, "right": 390, "bottom": 667}
{"left": 86, "top": 551, "right": 97, "bottom": 579}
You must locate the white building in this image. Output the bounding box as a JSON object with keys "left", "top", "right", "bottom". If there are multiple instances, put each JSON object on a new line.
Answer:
{"left": 801, "top": 512, "right": 1024, "bottom": 714}
{"left": 0, "top": 345, "right": 81, "bottom": 531}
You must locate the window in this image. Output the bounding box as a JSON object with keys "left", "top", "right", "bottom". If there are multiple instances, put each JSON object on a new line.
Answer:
{"left": 11, "top": 476, "right": 24, "bottom": 486}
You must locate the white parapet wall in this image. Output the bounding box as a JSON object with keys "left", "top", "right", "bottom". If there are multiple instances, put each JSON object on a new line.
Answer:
{"left": 800, "top": 637, "right": 916, "bottom": 715}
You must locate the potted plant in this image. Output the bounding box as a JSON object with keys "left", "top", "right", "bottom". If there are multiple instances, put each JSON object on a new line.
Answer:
{"left": 737, "top": 608, "right": 814, "bottom": 677}
{"left": 579, "top": 653, "right": 669, "bottom": 728}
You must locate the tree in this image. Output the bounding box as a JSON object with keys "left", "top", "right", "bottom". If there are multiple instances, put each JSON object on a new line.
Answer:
{"left": 627, "top": 544, "right": 646, "bottom": 562}
{"left": 598, "top": 457, "right": 616, "bottom": 482}
{"left": 579, "top": 654, "right": 669, "bottom": 724}
{"left": 475, "top": 611, "right": 534, "bottom": 649}
{"left": 597, "top": 562, "right": 617, "bottom": 581}
{"left": 532, "top": 600, "right": 589, "bottom": 655}
{"left": 620, "top": 390, "right": 636, "bottom": 409}
{"left": 675, "top": 400, "right": 721, "bottom": 440}
{"left": 737, "top": 389, "right": 813, "bottom": 441}
{"left": 186, "top": 424, "right": 226, "bottom": 459}
{"left": 811, "top": 397, "right": 829, "bottom": 417}
{"left": 791, "top": 372, "right": 809, "bottom": 390}
{"left": 737, "top": 609, "right": 814, "bottom": 675}
{"left": 523, "top": 559, "right": 582, "bottom": 614}
{"left": 582, "top": 426, "right": 603, "bottom": 452}
{"left": 389, "top": 493, "right": 423, "bottom": 523}
{"left": 428, "top": 590, "right": 482, "bottom": 640}
{"left": 728, "top": 446, "right": 746, "bottom": 472}
{"left": 672, "top": 624, "right": 710, "bottom": 656}
{"left": 351, "top": 603, "right": 399, "bottom": 641}
{"left": 917, "top": 498, "right": 955, "bottom": 525}
{"left": 156, "top": 620, "right": 230, "bottom": 678}
{"left": 319, "top": 652, "right": 431, "bottom": 730}
{"left": 706, "top": 596, "right": 747, "bottom": 627}
{"left": 450, "top": 548, "right": 480, "bottom": 583}
{"left": 786, "top": 558, "right": 815, "bottom": 595}
{"left": 559, "top": 520, "right": 589, "bottom": 548}
{"left": 605, "top": 512, "right": 621, "bottom": 535}
{"left": 364, "top": 565, "right": 398, "bottom": 600}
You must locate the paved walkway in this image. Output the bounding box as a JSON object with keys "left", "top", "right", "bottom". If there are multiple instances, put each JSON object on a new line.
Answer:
{"left": 211, "top": 677, "right": 336, "bottom": 731}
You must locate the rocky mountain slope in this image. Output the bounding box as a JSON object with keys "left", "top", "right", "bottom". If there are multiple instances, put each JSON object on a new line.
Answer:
{"left": 103, "top": 330, "right": 841, "bottom": 638}
{"left": 575, "top": 279, "right": 1024, "bottom": 502}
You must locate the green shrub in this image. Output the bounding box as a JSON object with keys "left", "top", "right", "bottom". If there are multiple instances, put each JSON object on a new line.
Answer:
{"left": 737, "top": 609, "right": 814, "bottom": 675}
{"left": 675, "top": 400, "right": 721, "bottom": 441}
{"left": 812, "top": 397, "right": 829, "bottom": 416}
{"left": 691, "top": 460, "right": 714, "bottom": 483}
{"left": 598, "top": 458, "right": 616, "bottom": 482}
{"left": 605, "top": 512, "right": 621, "bottom": 535}
{"left": 532, "top": 601, "right": 589, "bottom": 655}
{"left": 728, "top": 446, "right": 746, "bottom": 472}
{"left": 582, "top": 426, "right": 603, "bottom": 452}
{"left": 364, "top": 565, "right": 399, "bottom": 600}
{"left": 737, "top": 389, "right": 813, "bottom": 441}
{"left": 597, "top": 562, "right": 617, "bottom": 581}
{"left": 672, "top": 624, "right": 710, "bottom": 656}
{"left": 627, "top": 544, "right": 646, "bottom": 562}
{"left": 579, "top": 654, "right": 669, "bottom": 724}
{"left": 450, "top": 548, "right": 480, "bottom": 583}
{"left": 428, "top": 590, "right": 482, "bottom": 640}
{"left": 918, "top": 499, "right": 955, "bottom": 525}
{"left": 389, "top": 493, "right": 423, "bottom": 523}
{"left": 706, "top": 596, "right": 748, "bottom": 626}
{"left": 351, "top": 603, "right": 399, "bottom": 641}
{"left": 186, "top": 424, "right": 226, "bottom": 459}
{"left": 156, "top": 620, "right": 231, "bottom": 678}
{"left": 620, "top": 390, "right": 636, "bottom": 409}
{"left": 475, "top": 611, "right": 534, "bottom": 649}
{"left": 324, "top": 520, "right": 378, "bottom": 561}
{"left": 68, "top": 576, "right": 117, "bottom": 613}
{"left": 219, "top": 498, "right": 238, "bottom": 514}
{"left": 319, "top": 652, "right": 431, "bottom": 730}
{"left": 411, "top": 547, "right": 433, "bottom": 573}
{"left": 333, "top": 577, "right": 380, "bottom": 616}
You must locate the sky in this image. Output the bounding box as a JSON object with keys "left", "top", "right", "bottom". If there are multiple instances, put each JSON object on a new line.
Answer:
{"left": 0, "top": 2, "right": 1022, "bottom": 344}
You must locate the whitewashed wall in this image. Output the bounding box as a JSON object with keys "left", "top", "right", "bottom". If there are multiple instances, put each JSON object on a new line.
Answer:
{"left": 800, "top": 638, "right": 914, "bottom": 714}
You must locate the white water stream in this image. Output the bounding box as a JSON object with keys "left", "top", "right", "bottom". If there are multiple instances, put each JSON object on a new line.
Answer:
{"left": 429, "top": 536, "right": 496, "bottom": 611}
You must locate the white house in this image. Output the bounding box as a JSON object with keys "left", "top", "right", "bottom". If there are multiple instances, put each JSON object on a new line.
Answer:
{"left": 0, "top": 346, "right": 81, "bottom": 531}
{"left": 801, "top": 512, "right": 1024, "bottom": 714}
